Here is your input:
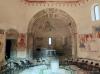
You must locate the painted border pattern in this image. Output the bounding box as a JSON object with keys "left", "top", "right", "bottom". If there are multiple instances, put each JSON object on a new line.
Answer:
{"left": 24, "top": 0, "right": 79, "bottom": 3}
{"left": 24, "top": 0, "right": 90, "bottom": 6}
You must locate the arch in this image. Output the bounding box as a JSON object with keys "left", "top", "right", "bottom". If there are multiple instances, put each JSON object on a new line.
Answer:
{"left": 27, "top": 8, "right": 77, "bottom": 59}
{"left": 6, "top": 28, "right": 18, "bottom": 39}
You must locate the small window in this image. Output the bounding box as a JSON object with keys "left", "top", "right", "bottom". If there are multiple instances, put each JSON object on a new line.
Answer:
{"left": 48, "top": 37, "right": 52, "bottom": 45}
{"left": 91, "top": 4, "right": 100, "bottom": 21}
{"left": 94, "top": 5, "right": 100, "bottom": 20}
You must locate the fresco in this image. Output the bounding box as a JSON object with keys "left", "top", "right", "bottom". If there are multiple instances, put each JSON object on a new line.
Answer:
{"left": 25, "top": 0, "right": 79, "bottom": 2}
{"left": 18, "top": 33, "right": 26, "bottom": 50}
{"left": 79, "top": 32, "right": 100, "bottom": 52}
{"left": 24, "top": 0, "right": 90, "bottom": 6}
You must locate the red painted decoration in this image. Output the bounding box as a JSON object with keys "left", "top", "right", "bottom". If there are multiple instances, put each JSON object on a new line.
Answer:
{"left": 18, "top": 33, "right": 26, "bottom": 49}
{"left": 24, "top": 0, "right": 79, "bottom": 3}
{"left": 23, "top": 0, "right": 89, "bottom": 6}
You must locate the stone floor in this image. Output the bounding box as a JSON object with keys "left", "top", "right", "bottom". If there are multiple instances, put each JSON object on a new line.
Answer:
{"left": 18, "top": 65, "right": 87, "bottom": 74}
{"left": 1, "top": 63, "right": 98, "bottom": 74}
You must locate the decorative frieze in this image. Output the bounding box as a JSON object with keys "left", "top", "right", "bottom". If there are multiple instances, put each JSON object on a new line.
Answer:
{"left": 23, "top": 0, "right": 91, "bottom": 6}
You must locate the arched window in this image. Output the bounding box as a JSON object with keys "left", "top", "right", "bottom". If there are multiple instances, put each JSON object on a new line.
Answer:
{"left": 94, "top": 5, "right": 100, "bottom": 20}
{"left": 48, "top": 37, "right": 52, "bottom": 45}
{"left": 91, "top": 4, "right": 100, "bottom": 21}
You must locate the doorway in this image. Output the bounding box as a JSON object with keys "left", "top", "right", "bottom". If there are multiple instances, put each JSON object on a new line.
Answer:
{"left": 5, "top": 39, "right": 17, "bottom": 60}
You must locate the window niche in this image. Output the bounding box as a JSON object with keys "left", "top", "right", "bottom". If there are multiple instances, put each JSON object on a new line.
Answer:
{"left": 91, "top": 4, "right": 100, "bottom": 21}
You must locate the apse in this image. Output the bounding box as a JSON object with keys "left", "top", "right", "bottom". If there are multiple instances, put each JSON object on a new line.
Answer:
{"left": 27, "top": 8, "right": 77, "bottom": 59}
